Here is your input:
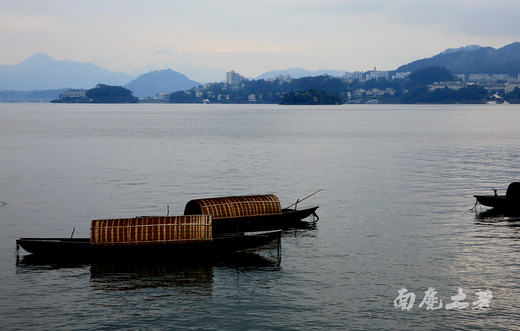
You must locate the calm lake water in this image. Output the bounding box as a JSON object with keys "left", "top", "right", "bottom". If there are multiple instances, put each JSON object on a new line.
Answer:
{"left": 1, "top": 103, "right": 520, "bottom": 330}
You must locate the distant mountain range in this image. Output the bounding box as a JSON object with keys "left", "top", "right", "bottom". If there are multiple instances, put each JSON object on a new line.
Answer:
{"left": 397, "top": 42, "right": 520, "bottom": 76}
{"left": 0, "top": 53, "right": 134, "bottom": 91}
{"left": 124, "top": 69, "right": 200, "bottom": 98}
{"left": 0, "top": 54, "right": 201, "bottom": 100}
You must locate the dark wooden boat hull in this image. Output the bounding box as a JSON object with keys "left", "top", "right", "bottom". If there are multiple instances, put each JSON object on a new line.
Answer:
{"left": 474, "top": 194, "right": 520, "bottom": 217}
{"left": 281, "top": 206, "right": 319, "bottom": 222}
{"left": 474, "top": 195, "right": 518, "bottom": 209}
{"left": 212, "top": 206, "right": 319, "bottom": 234}
{"left": 17, "top": 230, "right": 282, "bottom": 260}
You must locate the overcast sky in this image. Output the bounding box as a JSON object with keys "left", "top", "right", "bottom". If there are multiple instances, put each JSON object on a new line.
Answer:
{"left": 1, "top": 0, "right": 520, "bottom": 82}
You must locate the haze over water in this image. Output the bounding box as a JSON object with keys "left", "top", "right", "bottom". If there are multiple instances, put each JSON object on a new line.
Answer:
{"left": 1, "top": 103, "right": 519, "bottom": 329}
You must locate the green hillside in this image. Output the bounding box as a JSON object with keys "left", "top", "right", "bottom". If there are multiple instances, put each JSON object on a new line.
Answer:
{"left": 397, "top": 42, "right": 520, "bottom": 76}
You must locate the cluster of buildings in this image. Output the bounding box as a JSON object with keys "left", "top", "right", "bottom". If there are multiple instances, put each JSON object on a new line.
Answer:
{"left": 457, "top": 73, "right": 520, "bottom": 83}
{"left": 343, "top": 68, "right": 520, "bottom": 96}
{"left": 226, "top": 71, "right": 245, "bottom": 85}
{"left": 428, "top": 78, "right": 520, "bottom": 94}
{"left": 57, "top": 89, "right": 88, "bottom": 102}
{"left": 205, "top": 68, "right": 520, "bottom": 104}
{"left": 344, "top": 68, "right": 411, "bottom": 81}
{"left": 226, "top": 68, "right": 410, "bottom": 86}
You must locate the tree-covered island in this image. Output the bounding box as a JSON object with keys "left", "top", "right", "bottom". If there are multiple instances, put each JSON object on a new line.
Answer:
{"left": 52, "top": 84, "right": 138, "bottom": 103}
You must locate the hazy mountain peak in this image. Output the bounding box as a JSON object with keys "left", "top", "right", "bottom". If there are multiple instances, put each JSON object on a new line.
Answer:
{"left": 21, "top": 52, "right": 54, "bottom": 63}
{"left": 124, "top": 68, "right": 200, "bottom": 98}
{"left": 0, "top": 53, "right": 135, "bottom": 91}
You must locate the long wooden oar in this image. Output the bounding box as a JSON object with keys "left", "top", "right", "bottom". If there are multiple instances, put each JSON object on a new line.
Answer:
{"left": 284, "top": 189, "right": 322, "bottom": 209}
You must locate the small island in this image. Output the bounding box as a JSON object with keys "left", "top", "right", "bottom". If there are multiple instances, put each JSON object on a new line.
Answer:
{"left": 52, "top": 84, "right": 138, "bottom": 103}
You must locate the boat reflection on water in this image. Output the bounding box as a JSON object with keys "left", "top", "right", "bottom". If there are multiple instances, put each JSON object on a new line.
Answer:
{"left": 16, "top": 244, "right": 282, "bottom": 292}
{"left": 90, "top": 261, "right": 215, "bottom": 292}
{"left": 474, "top": 207, "right": 520, "bottom": 231}
{"left": 89, "top": 251, "right": 281, "bottom": 292}
{"left": 474, "top": 207, "right": 520, "bottom": 219}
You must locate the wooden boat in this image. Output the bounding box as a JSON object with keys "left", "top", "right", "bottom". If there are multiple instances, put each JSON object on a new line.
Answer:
{"left": 17, "top": 215, "right": 282, "bottom": 260}
{"left": 16, "top": 193, "right": 319, "bottom": 260}
{"left": 183, "top": 194, "right": 319, "bottom": 234}
{"left": 474, "top": 182, "right": 520, "bottom": 213}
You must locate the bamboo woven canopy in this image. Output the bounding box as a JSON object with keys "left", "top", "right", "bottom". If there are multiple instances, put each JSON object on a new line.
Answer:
{"left": 90, "top": 215, "right": 212, "bottom": 245}
{"left": 183, "top": 194, "right": 282, "bottom": 220}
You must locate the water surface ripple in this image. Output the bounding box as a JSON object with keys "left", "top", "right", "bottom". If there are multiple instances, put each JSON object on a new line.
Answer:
{"left": 1, "top": 103, "right": 519, "bottom": 330}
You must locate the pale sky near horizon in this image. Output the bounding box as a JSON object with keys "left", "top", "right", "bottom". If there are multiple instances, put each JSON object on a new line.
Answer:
{"left": 1, "top": 0, "right": 520, "bottom": 82}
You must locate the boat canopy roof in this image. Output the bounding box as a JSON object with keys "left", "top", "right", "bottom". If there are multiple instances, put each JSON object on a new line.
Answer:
{"left": 184, "top": 194, "right": 282, "bottom": 219}
{"left": 506, "top": 182, "right": 520, "bottom": 198}
{"left": 90, "top": 215, "right": 212, "bottom": 245}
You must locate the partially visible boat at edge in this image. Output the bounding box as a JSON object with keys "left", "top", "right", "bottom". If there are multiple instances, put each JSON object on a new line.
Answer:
{"left": 474, "top": 182, "right": 520, "bottom": 214}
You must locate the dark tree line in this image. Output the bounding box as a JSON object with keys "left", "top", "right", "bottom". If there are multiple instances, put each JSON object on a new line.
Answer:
{"left": 279, "top": 90, "right": 343, "bottom": 105}
{"left": 398, "top": 85, "right": 488, "bottom": 104}
{"left": 170, "top": 75, "right": 363, "bottom": 104}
